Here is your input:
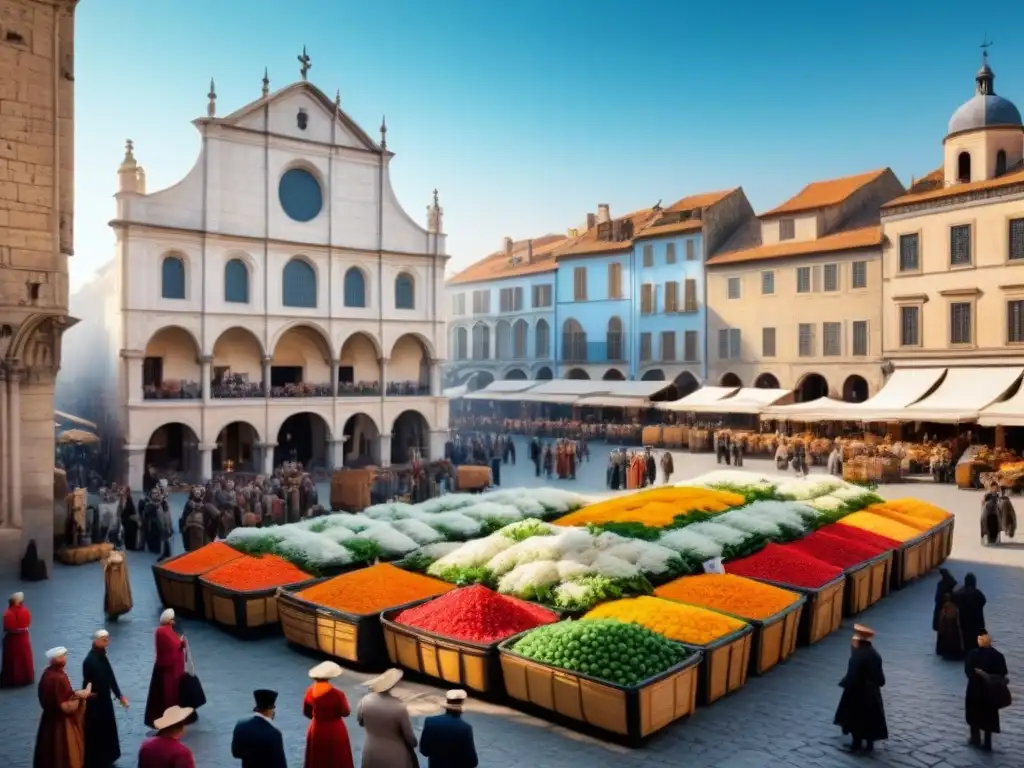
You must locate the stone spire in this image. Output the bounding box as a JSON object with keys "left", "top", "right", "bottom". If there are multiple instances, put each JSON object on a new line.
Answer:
{"left": 427, "top": 189, "right": 444, "bottom": 234}
{"left": 262, "top": 67, "right": 270, "bottom": 98}
{"left": 379, "top": 115, "right": 388, "bottom": 150}
{"left": 207, "top": 78, "right": 217, "bottom": 117}
{"left": 335, "top": 89, "right": 341, "bottom": 111}
{"left": 118, "top": 139, "right": 145, "bottom": 194}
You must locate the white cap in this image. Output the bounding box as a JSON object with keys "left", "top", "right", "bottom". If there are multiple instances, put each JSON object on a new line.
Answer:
{"left": 160, "top": 608, "right": 175, "bottom": 624}
{"left": 446, "top": 689, "right": 468, "bottom": 701}
{"left": 308, "top": 661, "right": 343, "bottom": 680}
{"left": 93, "top": 629, "right": 109, "bottom": 640}
{"left": 46, "top": 647, "right": 68, "bottom": 660}
{"left": 10, "top": 592, "right": 23, "bottom": 603}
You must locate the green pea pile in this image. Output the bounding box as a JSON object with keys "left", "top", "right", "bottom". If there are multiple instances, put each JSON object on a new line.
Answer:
{"left": 512, "top": 619, "right": 688, "bottom": 687}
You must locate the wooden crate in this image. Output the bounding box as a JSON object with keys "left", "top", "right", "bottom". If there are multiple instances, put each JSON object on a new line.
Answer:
{"left": 641, "top": 426, "right": 663, "bottom": 447}
{"left": 844, "top": 552, "right": 894, "bottom": 616}
{"left": 682, "top": 624, "right": 754, "bottom": 706}
{"left": 151, "top": 547, "right": 247, "bottom": 616}
{"left": 752, "top": 576, "right": 845, "bottom": 646}
{"left": 199, "top": 576, "right": 318, "bottom": 633}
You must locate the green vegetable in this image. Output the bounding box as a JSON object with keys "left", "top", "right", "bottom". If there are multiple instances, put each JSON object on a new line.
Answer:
{"left": 512, "top": 618, "right": 688, "bottom": 687}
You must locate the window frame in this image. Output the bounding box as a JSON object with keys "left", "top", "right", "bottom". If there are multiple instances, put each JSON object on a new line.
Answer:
{"left": 851, "top": 261, "right": 868, "bottom": 290}
{"left": 948, "top": 222, "right": 974, "bottom": 268}
{"left": 852, "top": 320, "right": 868, "bottom": 356}
{"left": 607, "top": 262, "right": 622, "bottom": 299}
{"left": 726, "top": 276, "right": 742, "bottom": 300}
{"left": 948, "top": 299, "right": 974, "bottom": 346}
{"left": 281, "top": 256, "right": 317, "bottom": 309}
{"left": 573, "top": 267, "right": 587, "bottom": 301}
{"left": 796, "top": 265, "right": 811, "bottom": 294}
{"left": 160, "top": 254, "right": 187, "bottom": 301}
{"left": 898, "top": 304, "right": 922, "bottom": 348}
{"left": 798, "top": 322, "right": 815, "bottom": 357}
{"left": 224, "top": 257, "right": 249, "bottom": 304}
{"left": 822, "top": 321, "right": 842, "bottom": 357}
{"left": 683, "top": 278, "right": 698, "bottom": 312}
{"left": 394, "top": 272, "right": 415, "bottom": 310}
{"left": 639, "top": 332, "right": 652, "bottom": 362}
{"left": 1007, "top": 217, "right": 1024, "bottom": 263}
{"left": 762, "top": 326, "right": 776, "bottom": 358}
{"left": 683, "top": 330, "right": 698, "bottom": 362}
{"left": 342, "top": 266, "right": 366, "bottom": 309}
{"left": 685, "top": 239, "right": 696, "bottom": 261}
{"left": 660, "top": 330, "right": 677, "bottom": 362}
{"left": 640, "top": 283, "right": 655, "bottom": 315}
{"left": 665, "top": 243, "right": 676, "bottom": 264}
{"left": 779, "top": 218, "right": 795, "bottom": 241}
{"left": 823, "top": 263, "right": 839, "bottom": 292}
{"left": 642, "top": 245, "right": 653, "bottom": 268}
{"left": 761, "top": 270, "right": 775, "bottom": 296}
{"left": 897, "top": 232, "right": 922, "bottom": 274}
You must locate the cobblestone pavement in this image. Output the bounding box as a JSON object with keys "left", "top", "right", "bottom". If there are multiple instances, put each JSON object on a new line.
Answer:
{"left": 1, "top": 442, "right": 1021, "bottom": 767}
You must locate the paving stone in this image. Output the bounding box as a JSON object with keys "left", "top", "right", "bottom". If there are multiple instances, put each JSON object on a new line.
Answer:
{"left": 0, "top": 445, "right": 1021, "bottom": 767}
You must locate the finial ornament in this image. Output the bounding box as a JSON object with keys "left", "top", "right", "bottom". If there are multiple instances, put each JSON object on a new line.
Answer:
{"left": 124, "top": 139, "right": 134, "bottom": 161}
{"left": 262, "top": 67, "right": 270, "bottom": 97}
{"left": 335, "top": 89, "right": 341, "bottom": 111}
{"left": 380, "top": 115, "right": 388, "bottom": 150}
{"left": 426, "top": 189, "right": 444, "bottom": 234}
{"left": 207, "top": 78, "right": 217, "bottom": 118}
{"left": 433, "top": 188, "right": 439, "bottom": 207}
{"left": 981, "top": 34, "right": 993, "bottom": 61}
{"left": 298, "top": 46, "right": 312, "bottom": 80}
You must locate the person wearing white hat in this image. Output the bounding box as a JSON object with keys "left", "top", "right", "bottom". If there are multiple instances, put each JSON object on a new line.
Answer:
{"left": 33, "top": 646, "right": 90, "bottom": 768}
{"left": 137, "top": 706, "right": 195, "bottom": 768}
{"left": 357, "top": 668, "right": 417, "bottom": 768}
{"left": 419, "top": 690, "right": 477, "bottom": 768}
{"left": 144, "top": 609, "right": 188, "bottom": 729}
{"left": 303, "top": 661, "right": 354, "bottom": 768}
{"left": 103, "top": 549, "right": 134, "bottom": 621}
{"left": 834, "top": 624, "right": 888, "bottom": 754}
{"left": 1, "top": 590, "right": 34, "bottom": 688}
{"left": 83, "top": 629, "right": 128, "bottom": 766}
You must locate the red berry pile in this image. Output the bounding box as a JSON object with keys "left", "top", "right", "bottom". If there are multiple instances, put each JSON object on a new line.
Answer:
{"left": 817, "top": 523, "right": 900, "bottom": 553}
{"left": 726, "top": 543, "right": 842, "bottom": 589}
{"left": 785, "top": 530, "right": 883, "bottom": 570}
{"left": 394, "top": 585, "right": 559, "bottom": 644}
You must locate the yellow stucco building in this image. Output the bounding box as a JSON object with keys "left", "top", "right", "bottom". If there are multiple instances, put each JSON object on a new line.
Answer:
{"left": 706, "top": 169, "right": 905, "bottom": 403}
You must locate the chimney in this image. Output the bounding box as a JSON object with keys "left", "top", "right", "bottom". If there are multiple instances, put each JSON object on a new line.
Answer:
{"left": 525, "top": 240, "right": 534, "bottom": 264}
{"left": 586, "top": 213, "right": 596, "bottom": 230}
{"left": 596, "top": 204, "right": 611, "bottom": 224}
{"left": 504, "top": 237, "right": 514, "bottom": 259}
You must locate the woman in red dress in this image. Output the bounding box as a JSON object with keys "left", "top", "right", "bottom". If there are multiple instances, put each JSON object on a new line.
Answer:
{"left": 144, "top": 609, "right": 186, "bottom": 729}
{"left": 1, "top": 591, "right": 35, "bottom": 687}
{"left": 303, "top": 661, "right": 353, "bottom": 768}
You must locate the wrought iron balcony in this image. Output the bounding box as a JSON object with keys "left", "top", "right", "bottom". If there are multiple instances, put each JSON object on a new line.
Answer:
{"left": 143, "top": 380, "right": 201, "bottom": 400}
{"left": 270, "top": 382, "right": 334, "bottom": 398}
{"left": 387, "top": 381, "right": 430, "bottom": 396}
{"left": 211, "top": 376, "right": 265, "bottom": 399}
{"left": 337, "top": 381, "right": 381, "bottom": 397}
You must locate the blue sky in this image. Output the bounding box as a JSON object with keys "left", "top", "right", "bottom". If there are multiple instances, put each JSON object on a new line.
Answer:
{"left": 72, "top": 0, "right": 1024, "bottom": 288}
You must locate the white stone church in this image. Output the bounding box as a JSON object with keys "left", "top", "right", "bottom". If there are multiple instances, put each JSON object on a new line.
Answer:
{"left": 60, "top": 56, "right": 449, "bottom": 491}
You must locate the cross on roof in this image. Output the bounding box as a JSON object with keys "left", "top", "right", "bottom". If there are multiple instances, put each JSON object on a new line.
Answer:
{"left": 981, "top": 35, "right": 993, "bottom": 60}
{"left": 298, "top": 46, "right": 312, "bottom": 80}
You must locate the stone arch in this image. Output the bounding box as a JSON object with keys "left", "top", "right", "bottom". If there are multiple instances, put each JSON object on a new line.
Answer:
{"left": 144, "top": 326, "right": 202, "bottom": 395}
{"left": 390, "top": 408, "right": 431, "bottom": 463}
{"left": 211, "top": 326, "right": 265, "bottom": 396}
{"left": 641, "top": 369, "right": 665, "bottom": 381}
{"left": 389, "top": 333, "right": 430, "bottom": 394}
{"left": 535, "top": 366, "right": 553, "bottom": 380}
{"left": 276, "top": 411, "right": 332, "bottom": 468}
{"left": 504, "top": 368, "right": 528, "bottom": 380}
{"left": 270, "top": 323, "right": 334, "bottom": 391}
{"left": 143, "top": 421, "right": 201, "bottom": 482}
{"left": 796, "top": 372, "right": 830, "bottom": 403}
{"left": 269, "top": 321, "right": 332, "bottom": 359}
{"left": 719, "top": 372, "right": 742, "bottom": 387}
{"left": 339, "top": 331, "right": 382, "bottom": 392}
{"left": 342, "top": 412, "right": 379, "bottom": 467}
{"left": 842, "top": 374, "right": 869, "bottom": 403}
{"left": 453, "top": 326, "right": 469, "bottom": 361}
{"left": 212, "top": 420, "right": 261, "bottom": 473}
{"left": 565, "top": 368, "right": 590, "bottom": 380}
{"left": 755, "top": 372, "right": 781, "bottom": 389}
{"left": 388, "top": 331, "right": 436, "bottom": 361}
{"left": 602, "top": 368, "right": 625, "bottom": 381}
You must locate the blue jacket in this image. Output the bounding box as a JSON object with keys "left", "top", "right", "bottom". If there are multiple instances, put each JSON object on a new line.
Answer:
{"left": 419, "top": 712, "right": 478, "bottom": 768}
{"left": 231, "top": 715, "right": 287, "bottom": 768}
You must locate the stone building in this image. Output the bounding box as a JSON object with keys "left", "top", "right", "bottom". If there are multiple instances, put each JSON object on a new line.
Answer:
{"left": 59, "top": 55, "right": 449, "bottom": 491}
{"left": 0, "top": 0, "right": 77, "bottom": 574}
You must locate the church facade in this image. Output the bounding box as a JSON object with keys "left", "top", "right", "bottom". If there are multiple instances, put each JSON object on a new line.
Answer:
{"left": 71, "top": 59, "right": 449, "bottom": 490}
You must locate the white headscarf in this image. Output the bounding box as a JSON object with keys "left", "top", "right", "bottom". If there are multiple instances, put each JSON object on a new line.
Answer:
{"left": 160, "top": 608, "right": 175, "bottom": 625}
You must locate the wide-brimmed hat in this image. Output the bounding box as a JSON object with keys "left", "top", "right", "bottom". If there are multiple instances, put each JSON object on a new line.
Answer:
{"left": 364, "top": 668, "right": 403, "bottom": 693}
{"left": 444, "top": 689, "right": 468, "bottom": 710}
{"left": 308, "top": 661, "right": 343, "bottom": 680}
{"left": 852, "top": 624, "right": 875, "bottom": 641}
{"left": 154, "top": 706, "right": 194, "bottom": 731}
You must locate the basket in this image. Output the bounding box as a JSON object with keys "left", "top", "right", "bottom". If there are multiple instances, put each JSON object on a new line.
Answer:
{"left": 750, "top": 575, "right": 846, "bottom": 646}
{"left": 843, "top": 552, "right": 894, "bottom": 616}
{"left": 151, "top": 547, "right": 247, "bottom": 616}
{"left": 498, "top": 632, "right": 702, "bottom": 745}
{"left": 199, "top": 575, "right": 319, "bottom": 633}
{"left": 679, "top": 624, "right": 753, "bottom": 706}
{"left": 56, "top": 542, "right": 112, "bottom": 566}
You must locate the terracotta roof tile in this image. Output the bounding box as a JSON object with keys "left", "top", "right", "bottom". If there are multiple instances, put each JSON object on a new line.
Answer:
{"left": 665, "top": 188, "right": 737, "bottom": 214}
{"left": 707, "top": 225, "right": 883, "bottom": 266}
{"left": 761, "top": 169, "right": 888, "bottom": 217}
{"left": 635, "top": 219, "right": 704, "bottom": 238}
{"left": 447, "top": 234, "right": 568, "bottom": 285}
{"left": 554, "top": 208, "right": 659, "bottom": 258}
{"left": 883, "top": 165, "right": 1024, "bottom": 209}
{"left": 636, "top": 188, "right": 739, "bottom": 240}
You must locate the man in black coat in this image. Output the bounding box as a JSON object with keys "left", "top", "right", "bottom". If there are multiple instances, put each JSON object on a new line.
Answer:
{"left": 82, "top": 629, "right": 128, "bottom": 768}
{"left": 231, "top": 689, "right": 287, "bottom": 768}
{"left": 953, "top": 572, "right": 987, "bottom": 652}
{"left": 834, "top": 624, "right": 888, "bottom": 754}
{"left": 965, "top": 629, "right": 1009, "bottom": 751}
{"left": 419, "top": 689, "right": 478, "bottom": 768}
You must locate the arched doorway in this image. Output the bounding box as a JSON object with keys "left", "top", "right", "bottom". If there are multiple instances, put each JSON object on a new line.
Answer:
{"left": 720, "top": 373, "right": 742, "bottom": 387}
{"left": 754, "top": 373, "right": 780, "bottom": 389}
{"left": 796, "top": 373, "right": 829, "bottom": 403}
{"left": 468, "top": 371, "right": 493, "bottom": 391}
{"left": 145, "top": 422, "right": 200, "bottom": 481}
{"left": 213, "top": 421, "right": 260, "bottom": 473}
{"left": 389, "top": 334, "right": 431, "bottom": 396}
{"left": 562, "top": 318, "right": 586, "bottom": 362}
{"left": 343, "top": 413, "right": 378, "bottom": 467}
{"left": 602, "top": 369, "right": 625, "bottom": 381}
{"left": 674, "top": 371, "right": 699, "bottom": 398}
{"left": 566, "top": 368, "right": 589, "bottom": 380}
{"left": 842, "top": 375, "right": 869, "bottom": 403}
{"left": 505, "top": 369, "right": 528, "bottom": 380}
{"left": 535, "top": 366, "right": 553, "bottom": 380}
{"left": 642, "top": 369, "right": 665, "bottom": 381}
{"left": 277, "top": 412, "right": 330, "bottom": 468}
{"left": 392, "top": 410, "right": 430, "bottom": 464}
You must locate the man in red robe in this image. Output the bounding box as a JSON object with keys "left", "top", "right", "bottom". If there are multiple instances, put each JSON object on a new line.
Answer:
{"left": 1, "top": 591, "right": 34, "bottom": 687}
{"left": 33, "top": 646, "right": 90, "bottom": 768}
{"left": 144, "top": 609, "right": 185, "bottom": 729}
{"left": 138, "top": 705, "right": 195, "bottom": 768}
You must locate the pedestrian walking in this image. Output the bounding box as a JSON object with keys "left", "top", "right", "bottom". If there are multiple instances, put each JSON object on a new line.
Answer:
{"left": 33, "top": 647, "right": 89, "bottom": 768}
{"left": 419, "top": 689, "right": 478, "bottom": 768}
{"left": 102, "top": 551, "right": 133, "bottom": 621}
{"left": 833, "top": 624, "right": 887, "bottom": 754}
{"left": 981, "top": 488, "right": 1001, "bottom": 545}
{"left": 357, "top": 668, "right": 417, "bottom": 768}
{"left": 231, "top": 689, "right": 287, "bottom": 768}
{"left": 644, "top": 447, "right": 657, "bottom": 487}
{"left": 932, "top": 567, "right": 957, "bottom": 632}
{"left": 144, "top": 609, "right": 186, "bottom": 729}
{"left": 953, "top": 573, "right": 987, "bottom": 653}
{"left": 138, "top": 706, "right": 196, "bottom": 768}
{"left": 935, "top": 594, "right": 964, "bottom": 660}
{"left": 964, "top": 630, "right": 1010, "bottom": 752}
{"left": 660, "top": 451, "right": 674, "bottom": 485}
{"left": 303, "top": 661, "right": 354, "bottom": 768}
{"left": 1, "top": 591, "right": 34, "bottom": 688}
{"left": 83, "top": 629, "right": 128, "bottom": 768}
{"left": 997, "top": 488, "right": 1017, "bottom": 539}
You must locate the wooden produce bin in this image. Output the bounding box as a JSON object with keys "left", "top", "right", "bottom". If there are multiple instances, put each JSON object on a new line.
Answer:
{"left": 498, "top": 634, "right": 702, "bottom": 744}
{"left": 662, "top": 426, "right": 685, "bottom": 449}
{"left": 151, "top": 547, "right": 246, "bottom": 617}
{"left": 892, "top": 519, "right": 954, "bottom": 589}
{"left": 199, "top": 576, "right": 318, "bottom": 634}
{"left": 456, "top": 465, "right": 491, "bottom": 492}
{"left": 844, "top": 552, "right": 894, "bottom": 616}
{"left": 735, "top": 599, "right": 803, "bottom": 676}
{"left": 752, "top": 576, "right": 845, "bottom": 647}
{"left": 682, "top": 624, "right": 753, "bottom": 706}
{"left": 641, "top": 426, "right": 663, "bottom": 447}
{"left": 330, "top": 468, "right": 374, "bottom": 512}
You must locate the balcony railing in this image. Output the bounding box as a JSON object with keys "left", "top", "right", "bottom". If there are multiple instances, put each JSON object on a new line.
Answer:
{"left": 212, "top": 376, "right": 265, "bottom": 399}
{"left": 337, "top": 381, "right": 381, "bottom": 397}
{"left": 387, "top": 381, "right": 430, "bottom": 396}
{"left": 144, "top": 380, "right": 201, "bottom": 400}
{"left": 271, "top": 382, "right": 334, "bottom": 398}
{"left": 560, "top": 335, "right": 628, "bottom": 364}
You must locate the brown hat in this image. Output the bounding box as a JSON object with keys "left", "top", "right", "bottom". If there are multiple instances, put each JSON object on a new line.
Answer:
{"left": 852, "top": 624, "right": 875, "bottom": 641}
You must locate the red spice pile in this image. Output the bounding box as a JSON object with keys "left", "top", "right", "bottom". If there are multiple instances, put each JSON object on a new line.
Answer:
{"left": 818, "top": 523, "right": 899, "bottom": 553}
{"left": 394, "top": 585, "right": 559, "bottom": 644}
{"left": 726, "top": 543, "right": 842, "bottom": 589}
{"left": 784, "top": 530, "right": 882, "bottom": 570}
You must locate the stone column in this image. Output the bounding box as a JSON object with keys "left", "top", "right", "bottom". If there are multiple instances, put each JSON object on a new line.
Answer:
{"left": 429, "top": 360, "right": 441, "bottom": 397}
{"left": 201, "top": 355, "right": 213, "bottom": 401}
{"left": 8, "top": 369, "right": 22, "bottom": 528}
{"left": 199, "top": 443, "right": 216, "bottom": 482}
{"left": 122, "top": 350, "right": 144, "bottom": 401}
{"left": 260, "top": 442, "right": 277, "bottom": 475}
{"left": 379, "top": 357, "right": 389, "bottom": 396}
{"left": 376, "top": 435, "right": 392, "bottom": 467}
{"left": 263, "top": 356, "right": 272, "bottom": 397}
{"left": 0, "top": 366, "right": 7, "bottom": 527}
{"left": 329, "top": 438, "right": 346, "bottom": 470}
{"left": 428, "top": 429, "right": 447, "bottom": 462}
{"left": 330, "top": 358, "right": 340, "bottom": 396}
{"left": 125, "top": 447, "right": 147, "bottom": 492}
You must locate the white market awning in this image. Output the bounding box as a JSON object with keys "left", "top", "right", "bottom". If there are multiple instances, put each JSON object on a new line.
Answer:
{"left": 891, "top": 367, "right": 1023, "bottom": 423}
{"left": 979, "top": 372, "right": 1024, "bottom": 426}
{"left": 463, "top": 380, "right": 539, "bottom": 400}
{"left": 443, "top": 384, "right": 470, "bottom": 399}
{"left": 657, "top": 386, "right": 739, "bottom": 412}
{"left": 761, "top": 396, "right": 864, "bottom": 421}
{"left": 516, "top": 379, "right": 609, "bottom": 403}
{"left": 851, "top": 368, "right": 947, "bottom": 411}
{"left": 575, "top": 395, "right": 650, "bottom": 408}
{"left": 680, "top": 387, "right": 793, "bottom": 414}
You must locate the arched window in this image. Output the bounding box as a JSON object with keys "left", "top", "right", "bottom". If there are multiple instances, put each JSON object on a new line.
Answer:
{"left": 562, "top": 318, "right": 586, "bottom": 362}
{"left": 454, "top": 327, "right": 468, "bottom": 360}
{"left": 607, "top": 316, "right": 623, "bottom": 361}
{"left": 996, "top": 149, "right": 1008, "bottom": 177}
{"left": 535, "top": 319, "right": 550, "bottom": 358}
{"left": 344, "top": 267, "right": 366, "bottom": 308}
{"left": 224, "top": 258, "right": 249, "bottom": 303}
{"left": 282, "top": 258, "right": 317, "bottom": 308}
{"left": 161, "top": 255, "right": 186, "bottom": 300}
{"left": 957, "top": 152, "right": 971, "bottom": 183}
{"left": 513, "top": 320, "right": 528, "bottom": 359}
{"left": 495, "top": 320, "right": 512, "bottom": 360}
{"left": 395, "top": 273, "right": 414, "bottom": 309}
{"left": 472, "top": 323, "right": 490, "bottom": 360}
